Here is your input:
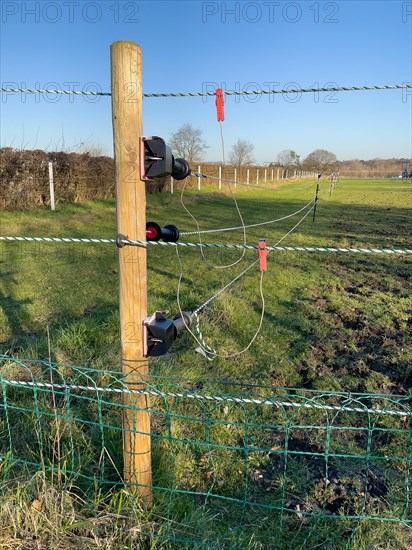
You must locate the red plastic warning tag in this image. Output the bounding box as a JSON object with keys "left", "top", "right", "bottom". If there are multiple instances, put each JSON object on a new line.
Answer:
{"left": 215, "top": 88, "right": 224, "bottom": 122}
{"left": 258, "top": 240, "right": 267, "bottom": 271}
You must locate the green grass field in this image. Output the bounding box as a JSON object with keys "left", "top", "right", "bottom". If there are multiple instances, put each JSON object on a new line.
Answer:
{"left": 0, "top": 178, "right": 411, "bottom": 548}
{"left": 1, "top": 179, "right": 411, "bottom": 391}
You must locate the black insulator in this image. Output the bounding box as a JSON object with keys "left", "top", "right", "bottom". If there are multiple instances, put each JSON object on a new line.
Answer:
{"left": 172, "top": 157, "right": 191, "bottom": 180}
{"left": 143, "top": 310, "right": 193, "bottom": 357}
{"left": 162, "top": 224, "right": 180, "bottom": 242}
{"left": 146, "top": 222, "right": 179, "bottom": 243}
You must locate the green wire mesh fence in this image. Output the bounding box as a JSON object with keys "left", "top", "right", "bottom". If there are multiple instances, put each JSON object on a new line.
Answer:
{"left": 0, "top": 354, "right": 411, "bottom": 548}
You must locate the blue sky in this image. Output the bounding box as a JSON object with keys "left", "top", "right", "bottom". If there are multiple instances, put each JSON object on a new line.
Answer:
{"left": 1, "top": 0, "right": 411, "bottom": 163}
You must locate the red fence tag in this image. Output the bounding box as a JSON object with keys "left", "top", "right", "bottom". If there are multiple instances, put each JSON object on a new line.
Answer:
{"left": 215, "top": 88, "right": 224, "bottom": 122}
{"left": 258, "top": 240, "right": 267, "bottom": 271}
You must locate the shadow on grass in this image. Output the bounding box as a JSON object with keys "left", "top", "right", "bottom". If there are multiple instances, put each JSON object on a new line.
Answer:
{"left": 0, "top": 269, "right": 33, "bottom": 344}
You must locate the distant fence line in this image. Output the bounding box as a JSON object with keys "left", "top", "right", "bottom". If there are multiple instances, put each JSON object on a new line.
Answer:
{"left": 1, "top": 146, "right": 409, "bottom": 209}
{"left": 0, "top": 354, "right": 411, "bottom": 548}
{"left": 0, "top": 148, "right": 320, "bottom": 209}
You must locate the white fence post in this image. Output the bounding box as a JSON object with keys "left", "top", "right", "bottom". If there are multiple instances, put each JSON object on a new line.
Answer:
{"left": 271, "top": 168, "right": 274, "bottom": 182}
{"left": 277, "top": 169, "right": 279, "bottom": 181}
{"left": 256, "top": 169, "right": 259, "bottom": 184}
{"left": 48, "top": 161, "right": 55, "bottom": 211}
{"left": 198, "top": 165, "right": 201, "bottom": 190}
{"left": 247, "top": 169, "right": 250, "bottom": 184}
{"left": 170, "top": 176, "right": 174, "bottom": 194}
{"left": 219, "top": 166, "right": 222, "bottom": 190}
{"left": 264, "top": 169, "right": 267, "bottom": 183}
{"left": 234, "top": 168, "right": 237, "bottom": 188}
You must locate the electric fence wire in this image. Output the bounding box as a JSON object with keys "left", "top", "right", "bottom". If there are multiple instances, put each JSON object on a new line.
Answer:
{"left": 2, "top": 83, "right": 411, "bottom": 97}
{"left": 1, "top": 236, "right": 411, "bottom": 254}
{"left": 188, "top": 193, "right": 317, "bottom": 310}
{"left": 176, "top": 247, "right": 264, "bottom": 360}
{"left": 176, "top": 201, "right": 317, "bottom": 360}
{"left": 180, "top": 197, "right": 316, "bottom": 236}
{"left": 2, "top": 80, "right": 411, "bottom": 364}
{"left": 1, "top": 367, "right": 411, "bottom": 417}
{"left": 179, "top": 127, "right": 247, "bottom": 269}
{"left": 178, "top": 116, "right": 264, "bottom": 353}
{"left": 175, "top": 118, "right": 261, "bottom": 357}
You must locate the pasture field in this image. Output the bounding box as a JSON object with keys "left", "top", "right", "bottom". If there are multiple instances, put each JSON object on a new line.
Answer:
{"left": 1, "top": 179, "right": 411, "bottom": 391}
{"left": 0, "top": 178, "right": 411, "bottom": 548}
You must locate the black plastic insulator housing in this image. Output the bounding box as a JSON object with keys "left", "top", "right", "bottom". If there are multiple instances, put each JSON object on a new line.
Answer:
{"left": 162, "top": 224, "right": 180, "bottom": 242}
{"left": 144, "top": 311, "right": 192, "bottom": 357}
{"left": 146, "top": 222, "right": 180, "bottom": 243}
{"left": 147, "top": 317, "right": 175, "bottom": 357}
{"left": 172, "top": 157, "right": 191, "bottom": 180}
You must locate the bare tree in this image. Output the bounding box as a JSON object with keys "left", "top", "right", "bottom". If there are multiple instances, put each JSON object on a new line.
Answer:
{"left": 302, "top": 149, "right": 337, "bottom": 176}
{"left": 170, "top": 123, "right": 208, "bottom": 165}
{"left": 229, "top": 139, "right": 255, "bottom": 167}
{"left": 276, "top": 149, "right": 300, "bottom": 167}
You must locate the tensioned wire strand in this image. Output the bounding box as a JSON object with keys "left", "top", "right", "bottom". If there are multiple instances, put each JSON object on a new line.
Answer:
{"left": 179, "top": 123, "right": 247, "bottom": 269}
{"left": 0, "top": 353, "right": 409, "bottom": 397}
{"left": 2, "top": 376, "right": 411, "bottom": 418}
{"left": 181, "top": 203, "right": 316, "bottom": 357}
{"left": 1, "top": 84, "right": 411, "bottom": 97}
{"left": 1, "top": 355, "right": 411, "bottom": 417}
{"left": 0, "top": 212, "right": 410, "bottom": 364}
{"left": 178, "top": 203, "right": 316, "bottom": 359}
{"left": 180, "top": 197, "right": 315, "bottom": 235}
{"left": 1, "top": 236, "right": 411, "bottom": 254}
{"left": 179, "top": 104, "right": 268, "bottom": 350}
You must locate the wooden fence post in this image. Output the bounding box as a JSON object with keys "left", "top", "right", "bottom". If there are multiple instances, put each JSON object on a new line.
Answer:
{"left": 48, "top": 162, "right": 55, "bottom": 211}
{"left": 110, "top": 40, "right": 152, "bottom": 506}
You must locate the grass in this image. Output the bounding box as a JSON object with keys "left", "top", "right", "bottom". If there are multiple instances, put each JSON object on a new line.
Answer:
{"left": 0, "top": 178, "right": 411, "bottom": 548}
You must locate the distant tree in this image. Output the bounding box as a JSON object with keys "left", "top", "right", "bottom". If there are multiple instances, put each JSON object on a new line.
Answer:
{"left": 302, "top": 149, "right": 337, "bottom": 176}
{"left": 170, "top": 123, "right": 208, "bottom": 165}
{"left": 276, "top": 149, "right": 300, "bottom": 167}
{"left": 229, "top": 139, "right": 255, "bottom": 167}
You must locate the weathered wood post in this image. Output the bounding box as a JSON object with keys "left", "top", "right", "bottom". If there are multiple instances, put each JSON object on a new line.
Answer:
{"left": 111, "top": 40, "right": 152, "bottom": 505}
{"left": 48, "top": 162, "right": 55, "bottom": 211}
